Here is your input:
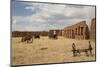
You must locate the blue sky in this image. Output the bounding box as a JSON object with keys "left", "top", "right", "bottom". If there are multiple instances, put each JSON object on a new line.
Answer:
{"left": 12, "top": 1, "right": 95, "bottom": 31}
{"left": 12, "top": 1, "right": 33, "bottom": 16}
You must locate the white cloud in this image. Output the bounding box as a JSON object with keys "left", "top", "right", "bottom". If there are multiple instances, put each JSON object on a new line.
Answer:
{"left": 12, "top": 2, "right": 95, "bottom": 31}
{"left": 12, "top": 19, "right": 16, "bottom": 24}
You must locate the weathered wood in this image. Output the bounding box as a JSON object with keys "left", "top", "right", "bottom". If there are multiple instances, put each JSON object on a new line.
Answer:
{"left": 72, "top": 41, "right": 93, "bottom": 57}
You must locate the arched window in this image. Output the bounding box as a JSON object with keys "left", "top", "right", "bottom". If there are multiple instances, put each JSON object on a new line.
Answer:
{"left": 81, "top": 27, "right": 83, "bottom": 35}
{"left": 78, "top": 27, "right": 80, "bottom": 35}
{"left": 75, "top": 28, "right": 77, "bottom": 35}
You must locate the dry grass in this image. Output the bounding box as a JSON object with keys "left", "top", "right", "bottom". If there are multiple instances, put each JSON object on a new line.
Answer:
{"left": 12, "top": 36, "right": 96, "bottom": 65}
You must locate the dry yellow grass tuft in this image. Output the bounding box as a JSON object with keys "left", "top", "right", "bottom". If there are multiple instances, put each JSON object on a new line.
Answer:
{"left": 12, "top": 36, "right": 96, "bottom": 65}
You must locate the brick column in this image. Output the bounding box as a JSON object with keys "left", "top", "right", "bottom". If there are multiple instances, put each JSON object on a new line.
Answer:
{"left": 83, "top": 26, "right": 86, "bottom": 39}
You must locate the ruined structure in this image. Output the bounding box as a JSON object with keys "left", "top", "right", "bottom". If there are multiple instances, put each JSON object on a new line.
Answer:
{"left": 63, "top": 21, "right": 90, "bottom": 39}
{"left": 12, "top": 31, "right": 48, "bottom": 37}
{"left": 90, "top": 18, "right": 96, "bottom": 41}
{"left": 12, "top": 31, "right": 34, "bottom": 37}
{"left": 49, "top": 29, "right": 63, "bottom": 36}
{"left": 40, "top": 31, "right": 48, "bottom": 36}
{"left": 12, "top": 18, "right": 96, "bottom": 40}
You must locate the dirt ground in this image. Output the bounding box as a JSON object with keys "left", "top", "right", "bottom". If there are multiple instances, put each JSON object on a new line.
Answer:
{"left": 12, "top": 36, "right": 96, "bottom": 65}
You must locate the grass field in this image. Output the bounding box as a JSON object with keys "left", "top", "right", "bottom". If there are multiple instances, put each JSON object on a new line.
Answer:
{"left": 12, "top": 36, "right": 96, "bottom": 65}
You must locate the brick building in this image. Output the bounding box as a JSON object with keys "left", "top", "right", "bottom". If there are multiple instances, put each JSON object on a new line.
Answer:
{"left": 63, "top": 21, "right": 90, "bottom": 39}
{"left": 90, "top": 18, "right": 96, "bottom": 41}
{"left": 49, "top": 29, "right": 63, "bottom": 36}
